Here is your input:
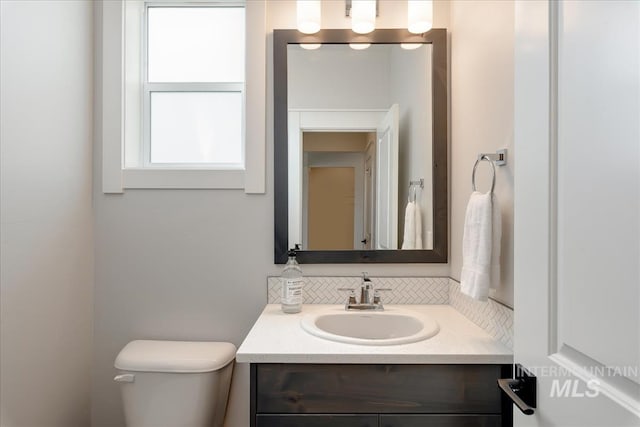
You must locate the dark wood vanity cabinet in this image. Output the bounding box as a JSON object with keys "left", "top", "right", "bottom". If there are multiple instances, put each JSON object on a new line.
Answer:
{"left": 256, "top": 415, "right": 378, "bottom": 427}
{"left": 250, "top": 364, "right": 512, "bottom": 427}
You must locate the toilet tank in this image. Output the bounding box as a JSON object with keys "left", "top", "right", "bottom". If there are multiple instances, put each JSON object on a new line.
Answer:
{"left": 114, "top": 340, "right": 236, "bottom": 427}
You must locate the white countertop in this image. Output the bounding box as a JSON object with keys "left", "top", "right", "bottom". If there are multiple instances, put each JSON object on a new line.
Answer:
{"left": 236, "top": 304, "right": 513, "bottom": 364}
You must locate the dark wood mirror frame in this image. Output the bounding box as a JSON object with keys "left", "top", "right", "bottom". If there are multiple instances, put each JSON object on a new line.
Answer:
{"left": 274, "top": 28, "right": 448, "bottom": 264}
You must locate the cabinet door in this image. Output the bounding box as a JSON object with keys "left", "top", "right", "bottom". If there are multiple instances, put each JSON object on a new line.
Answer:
{"left": 380, "top": 414, "right": 501, "bottom": 427}
{"left": 256, "top": 364, "right": 502, "bottom": 414}
{"left": 256, "top": 414, "right": 378, "bottom": 427}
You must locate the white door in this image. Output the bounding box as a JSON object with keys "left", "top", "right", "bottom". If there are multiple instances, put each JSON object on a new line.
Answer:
{"left": 363, "top": 148, "right": 375, "bottom": 250}
{"left": 514, "top": 1, "right": 639, "bottom": 426}
{"left": 375, "top": 104, "right": 399, "bottom": 250}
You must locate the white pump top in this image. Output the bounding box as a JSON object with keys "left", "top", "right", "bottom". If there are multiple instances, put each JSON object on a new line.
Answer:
{"left": 115, "top": 340, "right": 236, "bottom": 373}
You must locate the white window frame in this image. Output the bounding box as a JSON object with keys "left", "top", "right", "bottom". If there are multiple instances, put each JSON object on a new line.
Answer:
{"left": 101, "top": 0, "right": 266, "bottom": 192}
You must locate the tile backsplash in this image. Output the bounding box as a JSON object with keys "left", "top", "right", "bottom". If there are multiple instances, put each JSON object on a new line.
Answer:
{"left": 448, "top": 278, "right": 514, "bottom": 349}
{"left": 267, "top": 276, "right": 450, "bottom": 305}
{"left": 267, "top": 276, "right": 513, "bottom": 349}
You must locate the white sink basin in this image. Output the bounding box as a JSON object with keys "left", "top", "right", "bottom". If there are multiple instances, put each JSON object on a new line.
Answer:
{"left": 300, "top": 308, "right": 439, "bottom": 346}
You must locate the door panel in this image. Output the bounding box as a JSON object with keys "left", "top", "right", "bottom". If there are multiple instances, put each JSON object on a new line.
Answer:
{"left": 364, "top": 140, "right": 375, "bottom": 250}
{"left": 307, "top": 167, "right": 355, "bottom": 250}
{"left": 556, "top": 0, "right": 639, "bottom": 380}
{"left": 514, "top": 0, "right": 639, "bottom": 425}
{"left": 375, "top": 104, "right": 399, "bottom": 249}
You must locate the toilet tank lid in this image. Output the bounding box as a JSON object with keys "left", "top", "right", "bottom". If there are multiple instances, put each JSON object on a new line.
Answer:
{"left": 114, "top": 340, "right": 236, "bottom": 373}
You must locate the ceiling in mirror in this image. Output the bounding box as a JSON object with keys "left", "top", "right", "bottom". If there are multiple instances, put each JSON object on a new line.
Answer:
{"left": 274, "top": 29, "right": 448, "bottom": 264}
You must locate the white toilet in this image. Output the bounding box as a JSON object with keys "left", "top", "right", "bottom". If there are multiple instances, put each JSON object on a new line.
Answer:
{"left": 114, "top": 340, "right": 236, "bottom": 427}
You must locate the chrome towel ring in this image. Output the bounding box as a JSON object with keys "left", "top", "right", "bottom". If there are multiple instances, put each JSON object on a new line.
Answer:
{"left": 472, "top": 155, "right": 496, "bottom": 193}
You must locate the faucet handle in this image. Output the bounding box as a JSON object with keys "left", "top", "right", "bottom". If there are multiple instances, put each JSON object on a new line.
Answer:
{"left": 337, "top": 288, "right": 357, "bottom": 305}
{"left": 373, "top": 288, "right": 391, "bottom": 305}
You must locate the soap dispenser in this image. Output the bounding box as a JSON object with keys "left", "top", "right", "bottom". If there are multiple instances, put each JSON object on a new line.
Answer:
{"left": 281, "top": 245, "right": 303, "bottom": 313}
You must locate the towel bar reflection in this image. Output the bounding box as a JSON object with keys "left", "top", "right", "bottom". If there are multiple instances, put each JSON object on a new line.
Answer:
{"left": 409, "top": 179, "right": 424, "bottom": 202}
{"left": 409, "top": 179, "right": 424, "bottom": 188}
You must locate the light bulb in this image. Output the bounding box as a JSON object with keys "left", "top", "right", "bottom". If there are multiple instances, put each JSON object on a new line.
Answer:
{"left": 351, "top": 0, "right": 376, "bottom": 34}
{"left": 400, "top": 43, "right": 422, "bottom": 50}
{"left": 349, "top": 43, "right": 371, "bottom": 50}
{"left": 300, "top": 43, "right": 322, "bottom": 50}
{"left": 297, "top": 0, "right": 321, "bottom": 34}
{"left": 408, "top": 0, "right": 433, "bottom": 34}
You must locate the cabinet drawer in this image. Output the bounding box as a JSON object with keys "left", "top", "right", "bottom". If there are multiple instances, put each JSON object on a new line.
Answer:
{"left": 256, "top": 364, "right": 502, "bottom": 414}
{"left": 380, "top": 414, "right": 501, "bottom": 427}
{"left": 256, "top": 414, "right": 378, "bottom": 427}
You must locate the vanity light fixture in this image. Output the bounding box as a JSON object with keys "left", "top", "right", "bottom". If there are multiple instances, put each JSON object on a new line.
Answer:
{"left": 348, "top": 0, "right": 377, "bottom": 34}
{"left": 407, "top": 0, "right": 433, "bottom": 34}
{"left": 296, "top": 0, "right": 433, "bottom": 36}
{"left": 297, "top": 0, "right": 321, "bottom": 34}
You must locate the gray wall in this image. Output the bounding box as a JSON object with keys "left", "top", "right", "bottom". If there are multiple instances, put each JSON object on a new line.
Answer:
{"left": 391, "top": 45, "right": 433, "bottom": 249}
{"left": 0, "top": 1, "right": 94, "bottom": 425}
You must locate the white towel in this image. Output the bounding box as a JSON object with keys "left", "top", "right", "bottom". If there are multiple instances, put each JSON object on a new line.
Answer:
{"left": 414, "top": 202, "right": 423, "bottom": 250}
{"left": 460, "top": 191, "right": 501, "bottom": 301}
{"left": 401, "top": 200, "right": 423, "bottom": 250}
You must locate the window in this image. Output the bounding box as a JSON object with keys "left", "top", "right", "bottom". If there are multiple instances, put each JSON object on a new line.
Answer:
{"left": 101, "top": 0, "right": 266, "bottom": 192}
{"left": 144, "top": 5, "right": 245, "bottom": 168}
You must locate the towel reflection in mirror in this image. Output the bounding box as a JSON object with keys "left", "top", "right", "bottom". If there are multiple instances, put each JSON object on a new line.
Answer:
{"left": 401, "top": 182, "right": 423, "bottom": 250}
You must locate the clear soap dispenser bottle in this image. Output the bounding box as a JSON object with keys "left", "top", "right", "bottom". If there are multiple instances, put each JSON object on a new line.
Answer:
{"left": 281, "top": 246, "right": 303, "bottom": 313}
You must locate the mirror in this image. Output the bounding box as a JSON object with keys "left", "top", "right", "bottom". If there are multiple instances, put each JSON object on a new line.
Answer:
{"left": 274, "top": 29, "right": 447, "bottom": 263}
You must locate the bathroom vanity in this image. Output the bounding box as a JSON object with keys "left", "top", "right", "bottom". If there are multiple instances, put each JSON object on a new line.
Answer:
{"left": 237, "top": 305, "right": 513, "bottom": 427}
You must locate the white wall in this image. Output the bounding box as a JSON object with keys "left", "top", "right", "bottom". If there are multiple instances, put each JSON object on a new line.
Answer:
{"left": 92, "top": 2, "right": 450, "bottom": 426}
{"left": 390, "top": 45, "right": 433, "bottom": 249}
{"left": 449, "top": 0, "right": 515, "bottom": 307}
{"left": 0, "top": 1, "right": 94, "bottom": 425}
{"left": 288, "top": 45, "right": 392, "bottom": 110}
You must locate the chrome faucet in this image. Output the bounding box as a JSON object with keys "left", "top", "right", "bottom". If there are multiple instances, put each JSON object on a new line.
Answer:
{"left": 338, "top": 273, "right": 391, "bottom": 311}
{"left": 360, "top": 280, "right": 374, "bottom": 305}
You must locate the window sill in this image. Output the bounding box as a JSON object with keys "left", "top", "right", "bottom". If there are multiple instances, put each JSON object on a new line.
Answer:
{"left": 121, "top": 168, "right": 244, "bottom": 189}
